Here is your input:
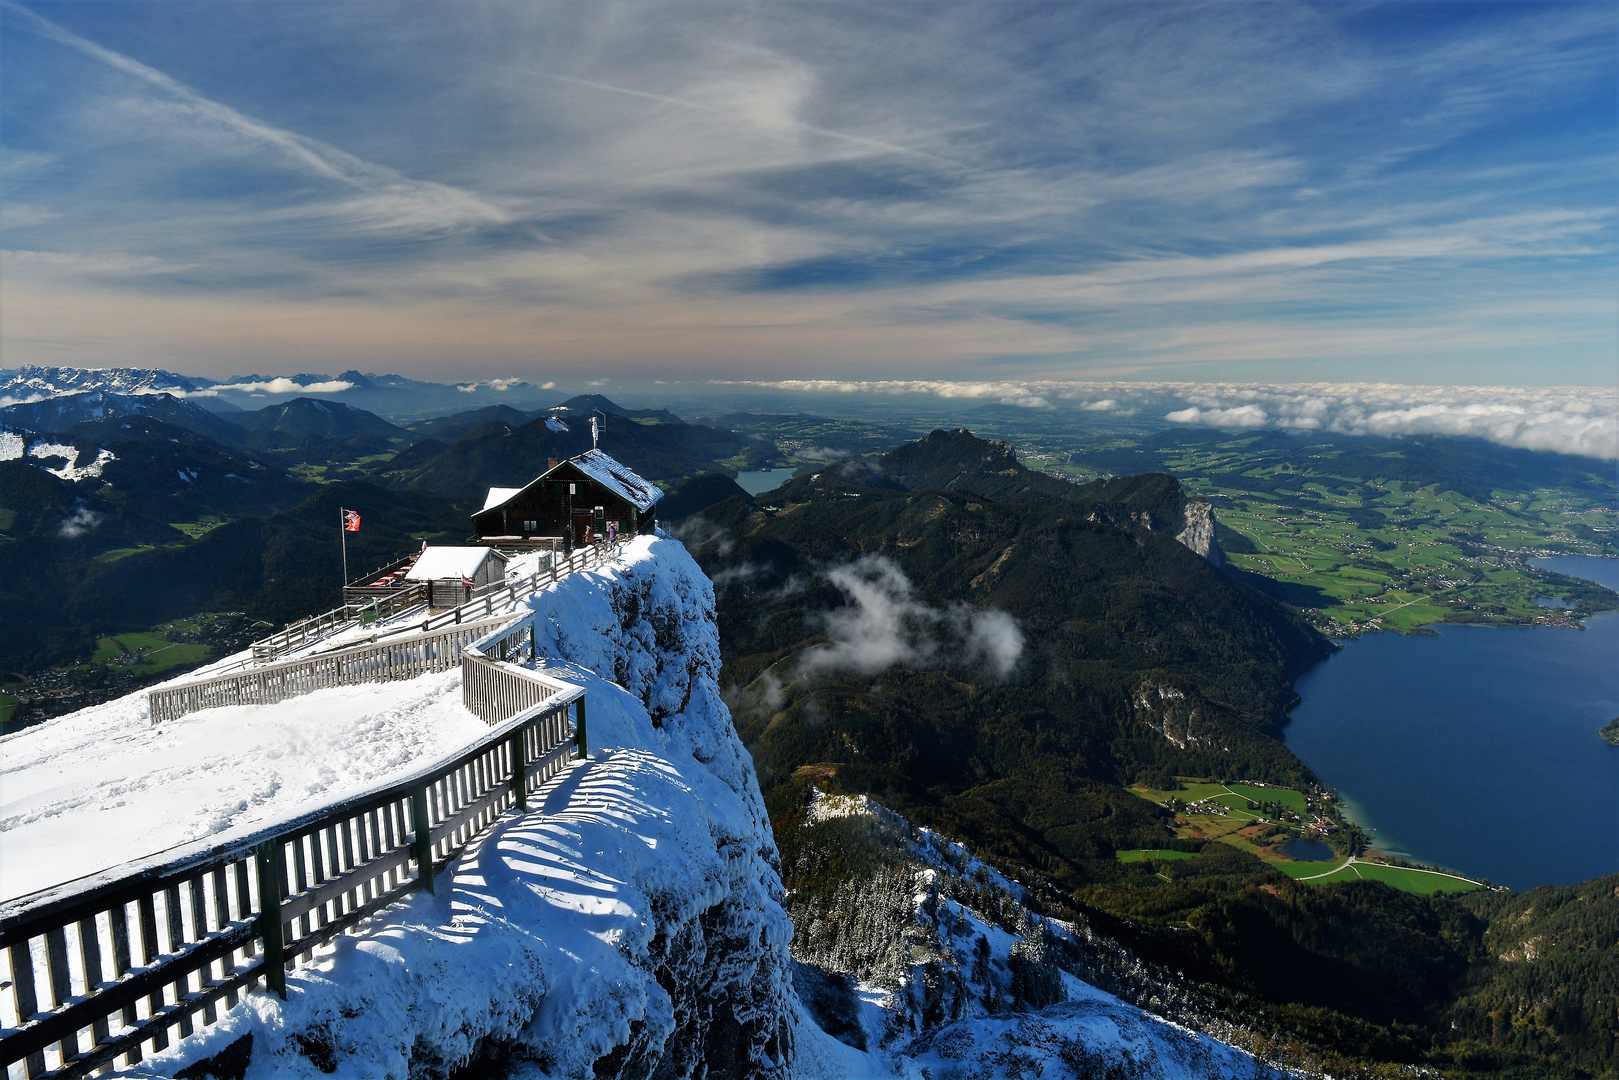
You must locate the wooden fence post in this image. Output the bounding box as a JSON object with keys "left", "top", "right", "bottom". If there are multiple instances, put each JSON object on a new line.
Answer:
{"left": 410, "top": 785, "right": 435, "bottom": 895}
{"left": 253, "top": 839, "right": 288, "bottom": 1000}
{"left": 510, "top": 731, "right": 527, "bottom": 811}
{"left": 574, "top": 698, "right": 587, "bottom": 760}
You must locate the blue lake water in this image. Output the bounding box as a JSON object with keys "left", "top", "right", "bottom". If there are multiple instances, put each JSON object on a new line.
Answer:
{"left": 1280, "top": 838, "right": 1336, "bottom": 862}
{"left": 735, "top": 469, "right": 797, "bottom": 496}
{"left": 1531, "top": 554, "right": 1619, "bottom": 593}
{"left": 1284, "top": 564, "right": 1619, "bottom": 889}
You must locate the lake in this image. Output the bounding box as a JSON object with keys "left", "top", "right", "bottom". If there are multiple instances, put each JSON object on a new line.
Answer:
{"left": 735, "top": 468, "right": 797, "bottom": 496}
{"left": 1284, "top": 560, "right": 1619, "bottom": 890}
{"left": 1280, "top": 837, "right": 1336, "bottom": 862}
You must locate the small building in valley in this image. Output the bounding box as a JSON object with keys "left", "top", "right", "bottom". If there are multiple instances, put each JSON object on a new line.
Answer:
{"left": 472, "top": 449, "right": 662, "bottom": 549}
{"left": 406, "top": 545, "right": 508, "bottom": 607}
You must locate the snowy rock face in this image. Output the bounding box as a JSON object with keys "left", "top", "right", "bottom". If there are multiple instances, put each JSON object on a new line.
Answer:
{"left": 1174, "top": 500, "right": 1224, "bottom": 565}
{"left": 523, "top": 536, "right": 798, "bottom": 1078}
{"left": 783, "top": 795, "right": 1282, "bottom": 1079}
{"left": 136, "top": 535, "right": 798, "bottom": 1080}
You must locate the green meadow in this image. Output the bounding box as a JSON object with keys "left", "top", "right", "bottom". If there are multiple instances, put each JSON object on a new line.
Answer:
{"left": 1126, "top": 778, "right": 1485, "bottom": 895}
{"left": 90, "top": 630, "right": 212, "bottom": 676}
{"left": 1115, "top": 848, "right": 1200, "bottom": 863}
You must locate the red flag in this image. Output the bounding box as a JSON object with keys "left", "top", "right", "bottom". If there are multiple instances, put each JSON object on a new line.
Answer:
{"left": 343, "top": 509, "right": 361, "bottom": 532}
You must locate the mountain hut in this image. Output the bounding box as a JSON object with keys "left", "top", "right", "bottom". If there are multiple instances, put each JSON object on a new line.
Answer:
{"left": 472, "top": 448, "right": 662, "bottom": 551}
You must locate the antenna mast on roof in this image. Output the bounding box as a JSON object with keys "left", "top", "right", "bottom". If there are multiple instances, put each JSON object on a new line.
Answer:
{"left": 590, "top": 409, "right": 606, "bottom": 449}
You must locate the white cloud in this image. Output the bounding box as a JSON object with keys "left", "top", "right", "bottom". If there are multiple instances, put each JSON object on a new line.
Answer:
{"left": 801, "top": 556, "right": 1022, "bottom": 678}
{"left": 1155, "top": 383, "right": 1618, "bottom": 458}
{"left": 209, "top": 379, "right": 354, "bottom": 396}
{"left": 456, "top": 378, "right": 532, "bottom": 394}
{"left": 2, "top": 1, "right": 1612, "bottom": 385}
{"left": 58, "top": 504, "right": 102, "bottom": 538}
{"left": 3, "top": 3, "right": 506, "bottom": 239}
{"left": 1165, "top": 404, "right": 1270, "bottom": 428}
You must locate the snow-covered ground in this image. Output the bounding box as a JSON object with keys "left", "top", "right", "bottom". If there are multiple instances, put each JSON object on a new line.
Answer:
{"left": 5, "top": 536, "right": 801, "bottom": 1078}
{"left": 0, "top": 550, "right": 583, "bottom": 901}
{"left": 0, "top": 669, "right": 485, "bottom": 900}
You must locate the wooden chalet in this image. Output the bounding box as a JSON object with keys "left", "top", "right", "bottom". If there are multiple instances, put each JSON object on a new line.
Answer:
{"left": 472, "top": 449, "right": 662, "bottom": 550}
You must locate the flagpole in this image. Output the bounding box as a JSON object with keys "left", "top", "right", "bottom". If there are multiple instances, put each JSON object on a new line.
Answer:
{"left": 340, "top": 506, "right": 350, "bottom": 587}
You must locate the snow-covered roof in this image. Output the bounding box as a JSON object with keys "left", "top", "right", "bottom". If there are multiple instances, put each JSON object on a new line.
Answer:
{"left": 481, "top": 487, "right": 524, "bottom": 512}
{"left": 405, "top": 546, "right": 504, "bottom": 581}
{"left": 476, "top": 449, "right": 663, "bottom": 516}
{"left": 561, "top": 449, "right": 663, "bottom": 511}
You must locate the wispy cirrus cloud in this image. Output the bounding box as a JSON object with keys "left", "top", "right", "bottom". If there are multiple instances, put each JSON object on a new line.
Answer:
{"left": 1, "top": 1, "right": 1613, "bottom": 384}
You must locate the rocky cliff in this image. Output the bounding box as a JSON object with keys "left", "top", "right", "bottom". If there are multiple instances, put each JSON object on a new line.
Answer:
{"left": 1174, "top": 498, "right": 1224, "bottom": 565}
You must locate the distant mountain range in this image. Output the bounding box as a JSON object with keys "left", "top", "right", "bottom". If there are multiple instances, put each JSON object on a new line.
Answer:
{"left": 0, "top": 366, "right": 568, "bottom": 421}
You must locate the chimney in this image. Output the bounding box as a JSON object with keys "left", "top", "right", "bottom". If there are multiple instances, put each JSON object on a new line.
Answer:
{"left": 548, "top": 457, "right": 559, "bottom": 469}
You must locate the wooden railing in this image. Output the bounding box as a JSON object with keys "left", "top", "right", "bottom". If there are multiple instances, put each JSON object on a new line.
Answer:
{"left": 249, "top": 583, "right": 429, "bottom": 664}
{"left": 180, "top": 537, "right": 628, "bottom": 702}
{"left": 1, "top": 676, "right": 585, "bottom": 1080}
{"left": 149, "top": 617, "right": 511, "bottom": 725}
{"left": 2, "top": 536, "right": 627, "bottom": 1078}
{"left": 461, "top": 615, "right": 573, "bottom": 729}
{"left": 250, "top": 537, "right": 629, "bottom": 666}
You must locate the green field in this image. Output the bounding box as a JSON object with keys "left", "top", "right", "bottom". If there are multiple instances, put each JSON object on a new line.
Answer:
{"left": 1126, "top": 778, "right": 1486, "bottom": 894}
{"left": 0, "top": 691, "right": 18, "bottom": 725}
{"left": 170, "top": 519, "right": 226, "bottom": 539}
{"left": 90, "top": 631, "right": 212, "bottom": 676}
{"left": 1293, "top": 859, "right": 1481, "bottom": 894}
{"left": 1224, "top": 783, "right": 1305, "bottom": 815}
{"left": 1115, "top": 848, "right": 1199, "bottom": 863}
{"left": 93, "top": 545, "right": 156, "bottom": 563}
{"left": 1011, "top": 430, "right": 1619, "bottom": 636}
{"left": 1275, "top": 856, "right": 1349, "bottom": 879}
{"left": 1131, "top": 780, "right": 1305, "bottom": 818}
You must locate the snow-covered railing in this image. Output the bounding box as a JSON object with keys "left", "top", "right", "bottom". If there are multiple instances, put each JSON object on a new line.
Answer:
{"left": 250, "top": 581, "right": 429, "bottom": 664}
{"left": 148, "top": 616, "right": 511, "bottom": 725}
{"left": 250, "top": 536, "right": 629, "bottom": 666}
{"left": 156, "top": 536, "right": 634, "bottom": 724}
{"left": 461, "top": 614, "right": 583, "bottom": 744}
{"left": 0, "top": 685, "right": 585, "bottom": 1080}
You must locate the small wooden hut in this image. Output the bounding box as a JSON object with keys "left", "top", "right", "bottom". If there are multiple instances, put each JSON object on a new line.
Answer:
{"left": 406, "top": 546, "right": 508, "bottom": 608}
{"left": 471, "top": 449, "right": 662, "bottom": 550}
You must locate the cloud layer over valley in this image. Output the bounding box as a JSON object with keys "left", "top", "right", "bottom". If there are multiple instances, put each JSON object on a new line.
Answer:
{"left": 721, "top": 379, "right": 1619, "bottom": 459}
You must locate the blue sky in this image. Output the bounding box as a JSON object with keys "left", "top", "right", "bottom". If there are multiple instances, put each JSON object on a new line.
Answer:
{"left": 2, "top": 1, "right": 1614, "bottom": 386}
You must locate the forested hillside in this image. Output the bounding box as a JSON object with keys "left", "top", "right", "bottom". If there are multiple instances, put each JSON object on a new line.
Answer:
{"left": 678, "top": 429, "right": 1617, "bottom": 1079}
{"left": 678, "top": 432, "right": 1329, "bottom": 884}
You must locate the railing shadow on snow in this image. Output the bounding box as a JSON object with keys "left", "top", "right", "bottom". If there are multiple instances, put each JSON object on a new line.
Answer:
{"left": 0, "top": 542, "right": 639, "bottom": 1079}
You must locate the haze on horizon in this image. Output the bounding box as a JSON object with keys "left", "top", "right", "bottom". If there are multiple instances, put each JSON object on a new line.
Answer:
{"left": 1, "top": 0, "right": 1615, "bottom": 388}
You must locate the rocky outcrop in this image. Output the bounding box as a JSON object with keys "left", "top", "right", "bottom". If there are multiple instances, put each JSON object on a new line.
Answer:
{"left": 785, "top": 792, "right": 1283, "bottom": 1079}
{"left": 1174, "top": 499, "right": 1224, "bottom": 565}
{"left": 1132, "top": 681, "right": 1227, "bottom": 751}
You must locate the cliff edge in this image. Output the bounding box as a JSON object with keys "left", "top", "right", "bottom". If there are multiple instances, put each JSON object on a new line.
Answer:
{"left": 136, "top": 536, "right": 800, "bottom": 1079}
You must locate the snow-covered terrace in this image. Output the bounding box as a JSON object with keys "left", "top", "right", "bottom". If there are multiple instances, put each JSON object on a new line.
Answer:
{"left": 1, "top": 550, "right": 580, "bottom": 903}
